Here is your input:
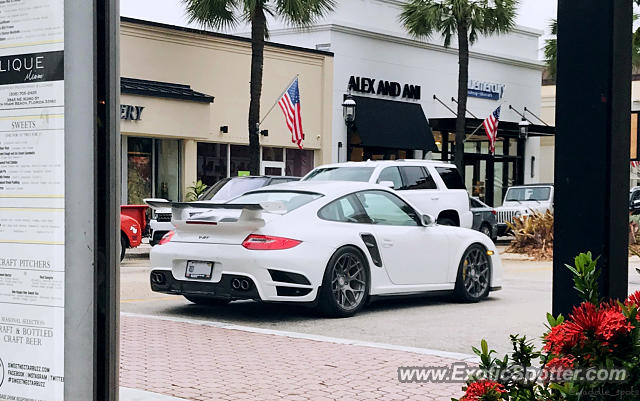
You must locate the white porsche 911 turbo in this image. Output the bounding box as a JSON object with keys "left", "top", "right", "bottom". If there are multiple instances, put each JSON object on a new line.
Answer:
{"left": 148, "top": 181, "right": 502, "bottom": 317}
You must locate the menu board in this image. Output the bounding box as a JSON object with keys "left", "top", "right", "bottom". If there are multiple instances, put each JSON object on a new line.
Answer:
{"left": 0, "top": 1, "right": 65, "bottom": 400}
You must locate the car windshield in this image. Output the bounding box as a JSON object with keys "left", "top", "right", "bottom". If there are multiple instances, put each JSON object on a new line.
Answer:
{"left": 228, "top": 191, "right": 323, "bottom": 213}
{"left": 303, "top": 167, "right": 374, "bottom": 182}
{"left": 505, "top": 187, "right": 552, "bottom": 202}
{"left": 200, "top": 177, "right": 270, "bottom": 201}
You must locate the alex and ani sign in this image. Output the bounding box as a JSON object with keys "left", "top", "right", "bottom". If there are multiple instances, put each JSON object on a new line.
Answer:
{"left": 468, "top": 80, "right": 505, "bottom": 101}
{"left": 348, "top": 76, "right": 421, "bottom": 100}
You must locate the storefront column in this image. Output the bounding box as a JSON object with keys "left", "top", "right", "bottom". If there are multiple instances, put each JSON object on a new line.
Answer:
{"left": 182, "top": 139, "right": 198, "bottom": 200}
{"left": 516, "top": 138, "right": 526, "bottom": 185}
{"left": 485, "top": 158, "right": 495, "bottom": 206}
{"left": 442, "top": 132, "right": 449, "bottom": 162}
{"left": 502, "top": 139, "right": 510, "bottom": 200}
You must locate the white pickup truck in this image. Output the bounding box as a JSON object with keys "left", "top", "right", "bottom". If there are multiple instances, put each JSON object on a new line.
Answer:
{"left": 495, "top": 184, "right": 554, "bottom": 236}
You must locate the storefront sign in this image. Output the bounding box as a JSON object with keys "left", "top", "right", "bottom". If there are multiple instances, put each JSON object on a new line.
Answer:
{"left": 0, "top": 1, "right": 65, "bottom": 400}
{"left": 348, "top": 76, "right": 421, "bottom": 100}
{"left": 468, "top": 80, "right": 505, "bottom": 100}
{"left": 121, "top": 104, "right": 144, "bottom": 121}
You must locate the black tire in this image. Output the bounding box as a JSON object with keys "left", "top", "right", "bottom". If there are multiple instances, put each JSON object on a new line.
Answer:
{"left": 438, "top": 217, "right": 456, "bottom": 226}
{"left": 454, "top": 244, "right": 491, "bottom": 302}
{"left": 479, "top": 224, "right": 492, "bottom": 238}
{"left": 184, "top": 295, "right": 230, "bottom": 306}
{"left": 318, "top": 246, "right": 369, "bottom": 318}
{"left": 120, "top": 234, "right": 127, "bottom": 262}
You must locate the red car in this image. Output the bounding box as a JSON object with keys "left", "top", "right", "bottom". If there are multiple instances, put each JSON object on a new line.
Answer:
{"left": 120, "top": 205, "right": 148, "bottom": 261}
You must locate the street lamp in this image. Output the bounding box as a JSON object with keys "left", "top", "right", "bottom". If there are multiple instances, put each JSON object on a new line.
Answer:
{"left": 342, "top": 94, "right": 356, "bottom": 125}
{"left": 518, "top": 118, "right": 530, "bottom": 140}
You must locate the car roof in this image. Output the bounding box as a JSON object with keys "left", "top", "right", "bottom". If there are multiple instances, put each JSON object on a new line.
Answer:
{"left": 228, "top": 175, "right": 300, "bottom": 180}
{"left": 243, "top": 180, "right": 394, "bottom": 197}
{"left": 311, "top": 159, "right": 457, "bottom": 169}
{"left": 507, "top": 183, "right": 553, "bottom": 188}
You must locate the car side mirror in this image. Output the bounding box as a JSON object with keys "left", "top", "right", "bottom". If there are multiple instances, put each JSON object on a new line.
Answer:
{"left": 421, "top": 214, "right": 436, "bottom": 226}
{"left": 378, "top": 180, "right": 395, "bottom": 189}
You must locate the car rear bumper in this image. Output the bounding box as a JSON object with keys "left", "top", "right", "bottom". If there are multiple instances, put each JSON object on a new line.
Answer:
{"left": 150, "top": 270, "right": 262, "bottom": 300}
{"left": 149, "top": 241, "right": 331, "bottom": 303}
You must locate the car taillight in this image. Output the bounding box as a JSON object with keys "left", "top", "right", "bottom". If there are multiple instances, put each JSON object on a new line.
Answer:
{"left": 491, "top": 210, "right": 497, "bottom": 215}
{"left": 158, "top": 231, "right": 174, "bottom": 245}
{"left": 242, "top": 234, "right": 301, "bottom": 250}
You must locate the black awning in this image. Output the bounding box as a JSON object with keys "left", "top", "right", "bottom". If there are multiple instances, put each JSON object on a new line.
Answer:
{"left": 429, "top": 117, "right": 555, "bottom": 138}
{"left": 353, "top": 96, "right": 438, "bottom": 152}
{"left": 121, "top": 77, "right": 214, "bottom": 103}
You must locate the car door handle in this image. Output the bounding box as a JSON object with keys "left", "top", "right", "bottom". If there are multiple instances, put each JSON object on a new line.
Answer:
{"left": 431, "top": 197, "right": 439, "bottom": 200}
{"left": 382, "top": 239, "right": 394, "bottom": 248}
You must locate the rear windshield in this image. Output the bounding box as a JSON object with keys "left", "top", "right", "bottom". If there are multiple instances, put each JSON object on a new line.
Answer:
{"left": 505, "top": 187, "right": 552, "bottom": 202}
{"left": 200, "top": 177, "right": 270, "bottom": 201}
{"left": 303, "top": 167, "right": 374, "bottom": 182}
{"left": 435, "top": 167, "right": 466, "bottom": 189}
{"left": 228, "top": 191, "right": 322, "bottom": 213}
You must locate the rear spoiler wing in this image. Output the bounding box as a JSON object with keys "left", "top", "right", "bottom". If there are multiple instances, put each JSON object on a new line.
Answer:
{"left": 143, "top": 200, "right": 286, "bottom": 223}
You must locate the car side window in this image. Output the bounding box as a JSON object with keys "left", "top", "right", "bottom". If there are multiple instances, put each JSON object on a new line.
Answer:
{"left": 399, "top": 166, "right": 437, "bottom": 190}
{"left": 318, "top": 194, "right": 371, "bottom": 223}
{"left": 434, "top": 166, "right": 466, "bottom": 189}
{"left": 376, "top": 167, "right": 403, "bottom": 189}
{"left": 355, "top": 191, "right": 419, "bottom": 226}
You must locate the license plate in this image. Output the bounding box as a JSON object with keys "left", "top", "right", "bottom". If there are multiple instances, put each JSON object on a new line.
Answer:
{"left": 185, "top": 261, "right": 213, "bottom": 280}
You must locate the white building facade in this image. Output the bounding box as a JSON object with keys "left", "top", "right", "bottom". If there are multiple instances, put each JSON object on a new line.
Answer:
{"left": 238, "top": 0, "right": 549, "bottom": 206}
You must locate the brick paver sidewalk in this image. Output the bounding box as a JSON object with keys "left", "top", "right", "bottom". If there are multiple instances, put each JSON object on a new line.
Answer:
{"left": 120, "top": 315, "right": 467, "bottom": 401}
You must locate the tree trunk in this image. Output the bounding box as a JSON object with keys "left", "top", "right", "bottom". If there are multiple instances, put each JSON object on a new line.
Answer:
{"left": 455, "top": 22, "right": 469, "bottom": 179}
{"left": 248, "top": 8, "right": 266, "bottom": 175}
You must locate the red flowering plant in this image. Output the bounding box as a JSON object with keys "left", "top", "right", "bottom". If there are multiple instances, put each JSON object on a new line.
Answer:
{"left": 454, "top": 252, "right": 640, "bottom": 401}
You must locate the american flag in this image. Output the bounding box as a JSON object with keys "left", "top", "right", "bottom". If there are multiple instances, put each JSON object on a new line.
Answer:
{"left": 632, "top": 161, "right": 640, "bottom": 168}
{"left": 482, "top": 106, "right": 501, "bottom": 154}
{"left": 278, "top": 77, "right": 304, "bottom": 149}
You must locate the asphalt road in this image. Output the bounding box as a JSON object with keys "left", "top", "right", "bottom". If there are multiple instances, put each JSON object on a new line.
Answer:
{"left": 120, "top": 246, "right": 640, "bottom": 357}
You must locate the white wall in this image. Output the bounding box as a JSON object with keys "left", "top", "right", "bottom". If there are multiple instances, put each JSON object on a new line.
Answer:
{"left": 249, "top": 0, "right": 544, "bottom": 165}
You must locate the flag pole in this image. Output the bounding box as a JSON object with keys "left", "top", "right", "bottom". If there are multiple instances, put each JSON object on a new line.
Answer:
{"left": 259, "top": 74, "right": 299, "bottom": 126}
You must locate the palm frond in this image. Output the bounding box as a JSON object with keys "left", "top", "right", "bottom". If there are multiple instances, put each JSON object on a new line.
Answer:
{"left": 274, "top": 0, "right": 335, "bottom": 27}
{"left": 182, "top": 0, "right": 239, "bottom": 30}
{"left": 400, "top": 0, "right": 456, "bottom": 47}
{"left": 543, "top": 19, "right": 557, "bottom": 80}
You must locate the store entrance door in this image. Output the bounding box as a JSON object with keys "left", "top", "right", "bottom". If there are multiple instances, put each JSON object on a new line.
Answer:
{"left": 463, "top": 153, "right": 519, "bottom": 207}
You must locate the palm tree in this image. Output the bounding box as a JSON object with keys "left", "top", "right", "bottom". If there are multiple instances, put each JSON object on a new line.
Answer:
{"left": 401, "top": 0, "right": 518, "bottom": 176}
{"left": 183, "top": 0, "right": 335, "bottom": 175}
{"left": 545, "top": 16, "right": 640, "bottom": 81}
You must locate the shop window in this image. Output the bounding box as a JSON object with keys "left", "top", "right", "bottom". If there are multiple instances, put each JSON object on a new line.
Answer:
{"left": 230, "top": 145, "right": 250, "bottom": 176}
{"left": 198, "top": 143, "right": 228, "bottom": 186}
{"left": 286, "top": 149, "right": 314, "bottom": 177}
{"left": 399, "top": 166, "right": 437, "bottom": 190}
{"left": 156, "top": 139, "right": 181, "bottom": 201}
{"left": 127, "top": 137, "right": 153, "bottom": 204}
{"left": 262, "top": 147, "right": 284, "bottom": 162}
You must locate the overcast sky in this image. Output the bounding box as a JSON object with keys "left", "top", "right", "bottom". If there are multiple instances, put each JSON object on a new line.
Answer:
{"left": 120, "top": 0, "right": 557, "bottom": 53}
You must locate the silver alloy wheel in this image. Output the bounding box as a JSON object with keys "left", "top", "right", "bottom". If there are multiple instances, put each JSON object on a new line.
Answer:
{"left": 462, "top": 247, "right": 490, "bottom": 298}
{"left": 331, "top": 253, "right": 366, "bottom": 311}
